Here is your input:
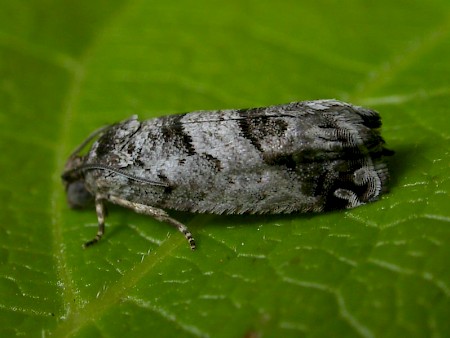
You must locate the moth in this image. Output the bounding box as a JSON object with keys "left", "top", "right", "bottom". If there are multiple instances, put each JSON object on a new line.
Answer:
{"left": 62, "top": 99, "right": 392, "bottom": 250}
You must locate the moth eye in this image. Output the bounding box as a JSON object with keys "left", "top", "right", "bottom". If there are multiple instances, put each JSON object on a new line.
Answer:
{"left": 67, "top": 180, "right": 93, "bottom": 209}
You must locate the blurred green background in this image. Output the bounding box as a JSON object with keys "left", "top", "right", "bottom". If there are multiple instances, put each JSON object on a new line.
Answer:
{"left": 1, "top": 1, "right": 449, "bottom": 337}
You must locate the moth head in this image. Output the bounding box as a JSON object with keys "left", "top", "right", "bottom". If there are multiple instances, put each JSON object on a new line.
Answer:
{"left": 61, "top": 125, "right": 111, "bottom": 209}
{"left": 61, "top": 155, "right": 94, "bottom": 209}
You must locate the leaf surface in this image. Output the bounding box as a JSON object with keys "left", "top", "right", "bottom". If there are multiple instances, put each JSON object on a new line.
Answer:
{"left": 1, "top": 1, "right": 449, "bottom": 337}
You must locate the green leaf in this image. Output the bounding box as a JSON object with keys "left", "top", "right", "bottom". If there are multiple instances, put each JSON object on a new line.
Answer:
{"left": 1, "top": 0, "right": 449, "bottom": 337}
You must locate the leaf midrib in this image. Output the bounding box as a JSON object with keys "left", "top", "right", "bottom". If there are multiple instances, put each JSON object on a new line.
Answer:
{"left": 51, "top": 235, "right": 187, "bottom": 336}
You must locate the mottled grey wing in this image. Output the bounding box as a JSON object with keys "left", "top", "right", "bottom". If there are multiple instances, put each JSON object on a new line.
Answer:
{"left": 84, "top": 100, "right": 389, "bottom": 214}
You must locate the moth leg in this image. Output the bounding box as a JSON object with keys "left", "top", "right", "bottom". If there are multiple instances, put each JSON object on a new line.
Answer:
{"left": 108, "top": 195, "right": 196, "bottom": 250}
{"left": 334, "top": 188, "right": 363, "bottom": 209}
{"left": 353, "top": 166, "right": 382, "bottom": 202}
{"left": 83, "top": 196, "right": 106, "bottom": 248}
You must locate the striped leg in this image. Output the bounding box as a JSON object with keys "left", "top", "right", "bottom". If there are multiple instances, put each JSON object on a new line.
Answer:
{"left": 108, "top": 195, "right": 196, "bottom": 250}
{"left": 84, "top": 196, "right": 106, "bottom": 248}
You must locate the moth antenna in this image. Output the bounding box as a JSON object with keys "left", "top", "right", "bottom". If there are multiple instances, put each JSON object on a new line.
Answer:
{"left": 69, "top": 116, "right": 139, "bottom": 158}
{"left": 75, "top": 164, "right": 169, "bottom": 187}
{"left": 68, "top": 124, "right": 111, "bottom": 159}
